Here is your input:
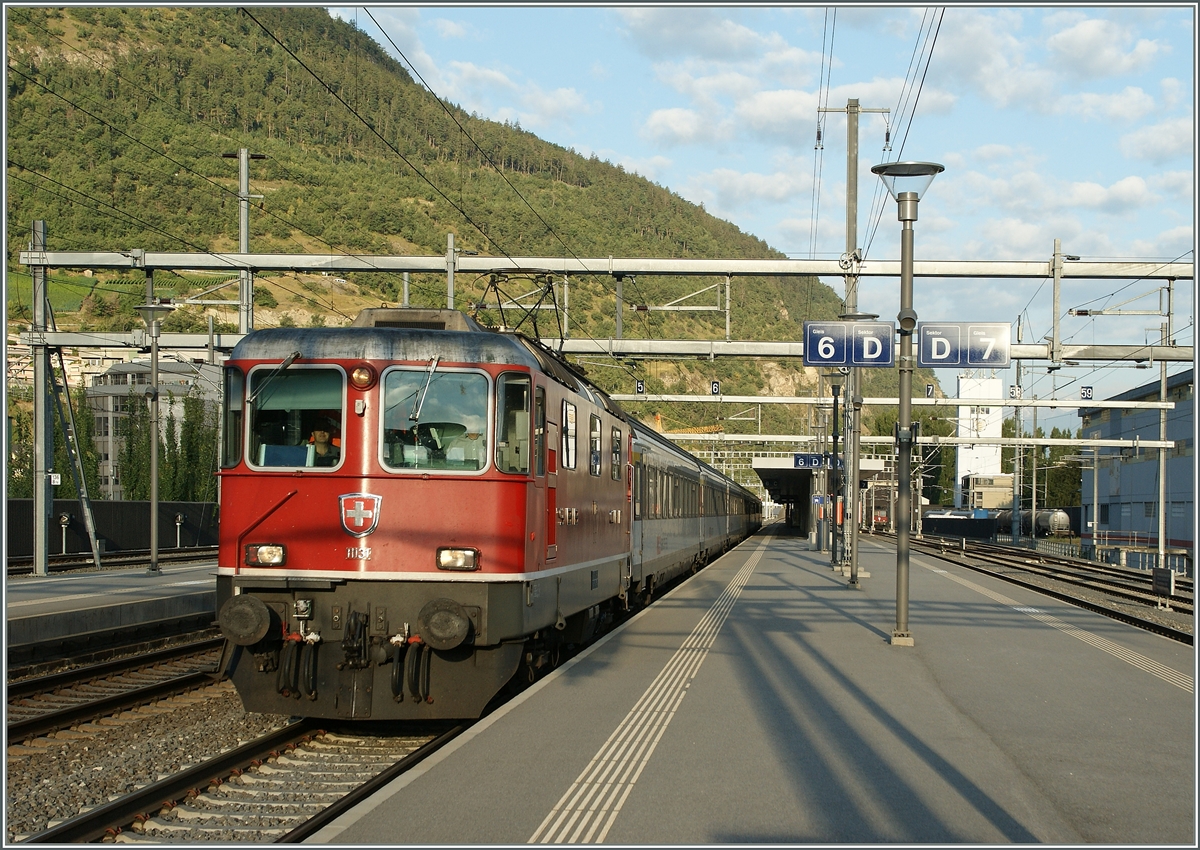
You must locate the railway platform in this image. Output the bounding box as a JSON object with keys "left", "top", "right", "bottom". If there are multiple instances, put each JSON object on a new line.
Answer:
{"left": 5, "top": 560, "right": 217, "bottom": 660}
{"left": 313, "top": 522, "right": 1195, "bottom": 845}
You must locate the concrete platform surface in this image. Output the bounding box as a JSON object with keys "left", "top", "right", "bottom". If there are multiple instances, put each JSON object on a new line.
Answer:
{"left": 5, "top": 561, "right": 217, "bottom": 649}
{"left": 309, "top": 526, "right": 1191, "bottom": 844}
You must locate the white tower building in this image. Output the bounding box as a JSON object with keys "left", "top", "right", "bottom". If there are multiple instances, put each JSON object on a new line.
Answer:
{"left": 953, "top": 374, "right": 1004, "bottom": 508}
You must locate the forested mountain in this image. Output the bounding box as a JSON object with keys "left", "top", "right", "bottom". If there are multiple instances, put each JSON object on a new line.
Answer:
{"left": 6, "top": 6, "right": 958, "bottom": 499}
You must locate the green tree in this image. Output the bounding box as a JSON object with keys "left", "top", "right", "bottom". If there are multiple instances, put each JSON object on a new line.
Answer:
{"left": 117, "top": 389, "right": 153, "bottom": 500}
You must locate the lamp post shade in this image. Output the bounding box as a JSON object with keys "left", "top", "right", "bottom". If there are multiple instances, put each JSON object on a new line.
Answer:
{"left": 871, "top": 161, "right": 944, "bottom": 201}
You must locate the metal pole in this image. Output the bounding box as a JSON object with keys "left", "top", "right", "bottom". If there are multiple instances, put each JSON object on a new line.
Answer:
{"left": 31, "top": 221, "right": 52, "bottom": 577}
{"left": 1051, "top": 239, "right": 1063, "bottom": 364}
{"left": 830, "top": 383, "right": 840, "bottom": 567}
{"left": 615, "top": 277, "right": 623, "bottom": 339}
{"left": 1157, "top": 303, "right": 1169, "bottom": 567}
{"left": 1012, "top": 320, "right": 1022, "bottom": 540}
{"left": 725, "top": 275, "right": 731, "bottom": 341}
{"left": 446, "top": 232, "right": 455, "bottom": 309}
{"left": 238, "top": 148, "right": 253, "bottom": 334}
{"left": 146, "top": 270, "right": 162, "bottom": 575}
{"left": 402, "top": 271, "right": 410, "bottom": 307}
{"left": 1031, "top": 397, "right": 1038, "bottom": 538}
{"left": 893, "top": 191, "right": 918, "bottom": 646}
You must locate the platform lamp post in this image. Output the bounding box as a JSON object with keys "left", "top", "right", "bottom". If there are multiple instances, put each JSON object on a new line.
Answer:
{"left": 871, "top": 161, "right": 944, "bottom": 647}
{"left": 138, "top": 301, "right": 175, "bottom": 575}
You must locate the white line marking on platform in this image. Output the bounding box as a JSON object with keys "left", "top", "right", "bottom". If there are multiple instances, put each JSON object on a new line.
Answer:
{"left": 920, "top": 562, "right": 1194, "bottom": 693}
{"left": 528, "top": 539, "right": 768, "bottom": 844}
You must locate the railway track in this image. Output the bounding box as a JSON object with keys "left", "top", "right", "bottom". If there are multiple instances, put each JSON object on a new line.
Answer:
{"left": 906, "top": 535, "right": 1193, "bottom": 644}
{"left": 7, "top": 546, "right": 218, "bottom": 576}
{"left": 20, "top": 721, "right": 463, "bottom": 843}
{"left": 7, "top": 638, "right": 225, "bottom": 742}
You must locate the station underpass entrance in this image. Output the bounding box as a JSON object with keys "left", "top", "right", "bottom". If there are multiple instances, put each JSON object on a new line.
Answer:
{"left": 751, "top": 458, "right": 816, "bottom": 533}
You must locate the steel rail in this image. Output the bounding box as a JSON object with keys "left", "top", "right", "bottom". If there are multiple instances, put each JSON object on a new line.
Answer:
{"left": 7, "top": 670, "right": 217, "bottom": 742}
{"left": 6, "top": 637, "right": 224, "bottom": 700}
{"left": 20, "top": 721, "right": 321, "bottom": 844}
{"left": 911, "top": 541, "right": 1193, "bottom": 645}
{"left": 275, "top": 723, "right": 468, "bottom": 843}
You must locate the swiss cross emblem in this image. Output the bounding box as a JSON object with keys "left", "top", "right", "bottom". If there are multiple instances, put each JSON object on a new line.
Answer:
{"left": 339, "top": 493, "right": 381, "bottom": 538}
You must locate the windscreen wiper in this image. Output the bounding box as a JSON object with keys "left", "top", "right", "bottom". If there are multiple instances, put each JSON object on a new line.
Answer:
{"left": 409, "top": 355, "right": 440, "bottom": 423}
{"left": 247, "top": 351, "right": 302, "bottom": 405}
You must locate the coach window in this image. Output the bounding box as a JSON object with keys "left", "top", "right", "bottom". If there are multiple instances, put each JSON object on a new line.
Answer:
{"left": 381, "top": 367, "right": 488, "bottom": 472}
{"left": 589, "top": 415, "right": 602, "bottom": 476}
{"left": 495, "top": 373, "right": 532, "bottom": 474}
{"left": 561, "top": 401, "right": 577, "bottom": 469}
{"left": 221, "top": 366, "right": 244, "bottom": 467}
{"left": 247, "top": 367, "right": 344, "bottom": 469}
{"left": 535, "top": 388, "right": 546, "bottom": 476}
{"left": 611, "top": 427, "right": 622, "bottom": 480}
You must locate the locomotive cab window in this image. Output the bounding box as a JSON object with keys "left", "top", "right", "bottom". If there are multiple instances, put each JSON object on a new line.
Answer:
{"left": 495, "top": 373, "right": 531, "bottom": 474}
{"left": 246, "top": 366, "right": 345, "bottom": 469}
{"left": 221, "top": 367, "right": 245, "bottom": 468}
{"left": 381, "top": 367, "right": 488, "bottom": 472}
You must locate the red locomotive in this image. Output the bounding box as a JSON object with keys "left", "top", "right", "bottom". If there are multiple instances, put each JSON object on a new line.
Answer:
{"left": 216, "top": 308, "right": 761, "bottom": 720}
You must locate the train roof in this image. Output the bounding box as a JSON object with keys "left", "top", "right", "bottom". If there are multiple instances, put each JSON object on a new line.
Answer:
{"left": 231, "top": 308, "right": 626, "bottom": 412}
{"left": 233, "top": 309, "right": 754, "bottom": 502}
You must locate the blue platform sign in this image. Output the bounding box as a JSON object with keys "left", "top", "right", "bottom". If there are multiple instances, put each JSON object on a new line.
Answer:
{"left": 804, "top": 321, "right": 894, "bottom": 367}
{"left": 917, "top": 322, "right": 1011, "bottom": 368}
{"left": 793, "top": 453, "right": 824, "bottom": 468}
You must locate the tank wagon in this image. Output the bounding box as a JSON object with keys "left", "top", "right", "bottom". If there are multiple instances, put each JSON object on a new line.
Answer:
{"left": 215, "top": 309, "right": 760, "bottom": 720}
{"left": 994, "top": 509, "right": 1073, "bottom": 538}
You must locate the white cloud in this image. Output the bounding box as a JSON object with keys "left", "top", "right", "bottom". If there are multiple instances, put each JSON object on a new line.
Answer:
{"left": 1118, "top": 116, "right": 1193, "bottom": 164}
{"left": 1060, "top": 86, "right": 1156, "bottom": 122}
{"left": 613, "top": 154, "right": 674, "bottom": 183}
{"left": 1148, "top": 170, "right": 1195, "bottom": 205}
{"left": 432, "top": 18, "right": 466, "bottom": 39}
{"left": 685, "top": 168, "right": 811, "bottom": 214}
{"left": 734, "top": 89, "right": 819, "bottom": 141}
{"left": 1046, "top": 18, "right": 1163, "bottom": 78}
{"left": 517, "top": 87, "right": 597, "bottom": 131}
{"left": 617, "top": 8, "right": 781, "bottom": 62}
{"left": 1129, "top": 226, "right": 1196, "bottom": 259}
{"left": 931, "top": 8, "right": 1056, "bottom": 108}
{"left": 957, "top": 170, "right": 1158, "bottom": 215}
{"left": 641, "top": 107, "right": 731, "bottom": 146}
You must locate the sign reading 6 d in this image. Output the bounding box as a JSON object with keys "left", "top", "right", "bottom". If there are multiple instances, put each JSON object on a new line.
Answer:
{"left": 917, "top": 322, "right": 1011, "bottom": 368}
{"left": 804, "top": 321, "right": 895, "bottom": 367}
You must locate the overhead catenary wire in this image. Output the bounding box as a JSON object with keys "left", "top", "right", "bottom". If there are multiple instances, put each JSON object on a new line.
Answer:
{"left": 358, "top": 7, "right": 652, "bottom": 349}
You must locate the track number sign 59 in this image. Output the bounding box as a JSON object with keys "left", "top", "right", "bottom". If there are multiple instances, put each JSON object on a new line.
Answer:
{"left": 803, "top": 321, "right": 895, "bottom": 367}
{"left": 917, "top": 322, "right": 1011, "bottom": 368}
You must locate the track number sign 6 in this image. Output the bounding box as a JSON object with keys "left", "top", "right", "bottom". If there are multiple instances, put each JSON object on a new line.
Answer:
{"left": 803, "top": 321, "right": 894, "bottom": 367}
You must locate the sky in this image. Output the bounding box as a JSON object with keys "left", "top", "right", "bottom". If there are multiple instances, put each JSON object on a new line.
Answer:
{"left": 329, "top": 4, "right": 1196, "bottom": 435}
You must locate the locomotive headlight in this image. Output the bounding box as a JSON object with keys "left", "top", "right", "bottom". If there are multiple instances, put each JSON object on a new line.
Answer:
{"left": 350, "top": 364, "right": 376, "bottom": 389}
{"left": 437, "top": 547, "right": 479, "bottom": 571}
{"left": 245, "top": 544, "right": 287, "bottom": 566}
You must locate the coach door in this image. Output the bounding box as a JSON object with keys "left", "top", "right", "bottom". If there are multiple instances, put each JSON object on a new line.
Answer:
{"left": 539, "top": 389, "right": 558, "bottom": 562}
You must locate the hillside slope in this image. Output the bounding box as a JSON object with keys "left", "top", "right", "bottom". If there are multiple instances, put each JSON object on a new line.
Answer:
{"left": 6, "top": 6, "right": 948, "bottom": 441}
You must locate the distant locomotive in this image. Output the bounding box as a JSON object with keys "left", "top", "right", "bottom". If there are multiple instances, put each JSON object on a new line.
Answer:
{"left": 215, "top": 308, "right": 760, "bottom": 721}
